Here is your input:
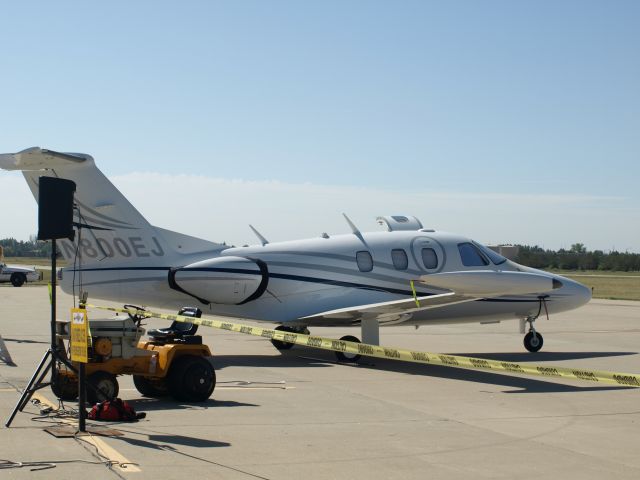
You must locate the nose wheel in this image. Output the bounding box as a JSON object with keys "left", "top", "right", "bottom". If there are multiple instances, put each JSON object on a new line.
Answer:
{"left": 523, "top": 317, "right": 544, "bottom": 352}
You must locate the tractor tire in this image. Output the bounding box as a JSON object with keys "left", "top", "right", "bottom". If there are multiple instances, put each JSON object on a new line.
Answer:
{"left": 167, "top": 355, "right": 215, "bottom": 402}
{"left": 87, "top": 371, "right": 119, "bottom": 404}
{"left": 133, "top": 375, "right": 168, "bottom": 398}
{"left": 51, "top": 372, "right": 78, "bottom": 402}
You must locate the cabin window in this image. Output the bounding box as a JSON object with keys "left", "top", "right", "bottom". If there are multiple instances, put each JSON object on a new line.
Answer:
{"left": 474, "top": 241, "right": 507, "bottom": 265}
{"left": 356, "top": 251, "right": 374, "bottom": 272}
{"left": 421, "top": 248, "right": 438, "bottom": 269}
{"left": 458, "top": 242, "right": 489, "bottom": 266}
{"left": 391, "top": 249, "right": 408, "bottom": 270}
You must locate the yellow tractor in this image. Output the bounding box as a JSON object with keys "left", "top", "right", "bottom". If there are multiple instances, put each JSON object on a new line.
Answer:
{"left": 52, "top": 307, "right": 215, "bottom": 403}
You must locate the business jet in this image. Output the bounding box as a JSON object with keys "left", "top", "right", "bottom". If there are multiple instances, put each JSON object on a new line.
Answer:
{"left": 0, "top": 148, "right": 591, "bottom": 360}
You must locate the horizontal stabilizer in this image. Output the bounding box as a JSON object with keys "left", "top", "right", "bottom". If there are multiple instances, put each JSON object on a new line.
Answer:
{"left": 419, "top": 270, "right": 561, "bottom": 297}
{"left": 0, "top": 147, "right": 91, "bottom": 171}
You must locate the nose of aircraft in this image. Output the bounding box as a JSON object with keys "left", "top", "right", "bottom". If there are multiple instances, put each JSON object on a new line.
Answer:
{"left": 551, "top": 275, "right": 592, "bottom": 313}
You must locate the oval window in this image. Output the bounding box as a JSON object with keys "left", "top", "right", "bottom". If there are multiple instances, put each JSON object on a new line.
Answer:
{"left": 356, "top": 251, "right": 374, "bottom": 272}
{"left": 391, "top": 249, "right": 409, "bottom": 270}
{"left": 421, "top": 248, "right": 438, "bottom": 269}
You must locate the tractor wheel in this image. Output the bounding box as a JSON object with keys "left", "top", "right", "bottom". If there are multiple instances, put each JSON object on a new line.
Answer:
{"left": 167, "top": 355, "right": 215, "bottom": 402}
{"left": 51, "top": 372, "right": 78, "bottom": 401}
{"left": 87, "top": 371, "right": 119, "bottom": 404}
{"left": 133, "top": 375, "right": 168, "bottom": 398}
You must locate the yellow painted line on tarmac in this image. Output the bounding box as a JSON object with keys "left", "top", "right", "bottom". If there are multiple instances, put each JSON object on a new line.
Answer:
{"left": 32, "top": 392, "right": 58, "bottom": 409}
{"left": 31, "top": 392, "right": 141, "bottom": 473}
{"left": 86, "top": 436, "right": 141, "bottom": 473}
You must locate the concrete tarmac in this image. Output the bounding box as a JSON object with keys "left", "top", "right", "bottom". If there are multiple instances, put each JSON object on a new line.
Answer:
{"left": 1, "top": 285, "right": 639, "bottom": 479}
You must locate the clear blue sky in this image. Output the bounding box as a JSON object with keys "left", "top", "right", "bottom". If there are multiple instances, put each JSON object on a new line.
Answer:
{"left": 1, "top": 1, "right": 639, "bottom": 250}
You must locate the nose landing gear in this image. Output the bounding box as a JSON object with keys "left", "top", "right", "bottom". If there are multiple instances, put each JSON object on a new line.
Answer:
{"left": 522, "top": 296, "right": 549, "bottom": 352}
{"left": 523, "top": 321, "right": 543, "bottom": 352}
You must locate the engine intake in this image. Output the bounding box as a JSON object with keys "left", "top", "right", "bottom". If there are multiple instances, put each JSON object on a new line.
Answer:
{"left": 169, "top": 256, "right": 268, "bottom": 305}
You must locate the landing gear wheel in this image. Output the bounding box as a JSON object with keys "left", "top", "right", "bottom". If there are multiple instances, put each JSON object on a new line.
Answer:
{"left": 87, "top": 371, "right": 119, "bottom": 404}
{"left": 335, "top": 335, "right": 361, "bottom": 363}
{"left": 133, "top": 375, "right": 168, "bottom": 397}
{"left": 271, "top": 325, "right": 295, "bottom": 350}
{"left": 167, "top": 355, "right": 216, "bottom": 402}
{"left": 524, "top": 331, "right": 544, "bottom": 353}
{"left": 51, "top": 372, "right": 78, "bottom": 401}
{"left": 10, "top": 273, "right": 25, "bottom": 287}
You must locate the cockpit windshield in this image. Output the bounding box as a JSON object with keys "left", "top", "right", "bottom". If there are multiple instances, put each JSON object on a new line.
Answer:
{"left": 473, "top": 241, "right": 507, "bottom": 265}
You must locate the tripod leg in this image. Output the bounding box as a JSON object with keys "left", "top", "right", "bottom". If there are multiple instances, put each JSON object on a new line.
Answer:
{"left": 5, "top": 349, "right": 52, "bottom": 427}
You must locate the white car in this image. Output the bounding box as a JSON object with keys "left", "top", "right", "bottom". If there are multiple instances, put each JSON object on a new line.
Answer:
{"left": 0, "top": 262, "right": 42, "bottom": 287}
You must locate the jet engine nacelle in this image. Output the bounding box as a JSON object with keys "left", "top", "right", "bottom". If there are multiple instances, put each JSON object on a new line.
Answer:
{"left": 169, "top": 256, "right": 268, "bottom": 305}
{"left": 419, "top": 270, "right": 562, "bottom": 297}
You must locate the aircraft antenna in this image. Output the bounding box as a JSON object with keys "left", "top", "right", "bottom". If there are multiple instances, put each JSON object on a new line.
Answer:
{"left": 249, "top": 225, "right": 269, "bottom": 246}
{"left": 342, "top": 213, "right": 366, "bottom": 244}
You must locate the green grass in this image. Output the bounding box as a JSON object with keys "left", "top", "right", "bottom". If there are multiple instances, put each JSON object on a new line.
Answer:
{"left": 2, "top": 256, "right": 66, "bottom": 267}
{"left": 546, "top": 270, "right": 640, "bottom": 301}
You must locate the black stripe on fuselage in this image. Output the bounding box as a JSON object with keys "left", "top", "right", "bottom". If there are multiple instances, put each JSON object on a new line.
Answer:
{"left": 63, "top": 266, "right": 544, "bottom": 302}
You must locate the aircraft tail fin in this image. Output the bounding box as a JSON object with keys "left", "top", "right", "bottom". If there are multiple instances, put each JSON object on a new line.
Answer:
{"left": 0, "top": 147, "right": 224, "bottom": 266}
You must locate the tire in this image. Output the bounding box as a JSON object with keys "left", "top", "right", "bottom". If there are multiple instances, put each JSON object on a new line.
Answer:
{"left": 10, "top": 273, "right": 26, "bottom": 287}
{"left": 167, "top": 355, "right": 215, "bottom": 402}
{"left": 335, "top": 335, "right": 361, "bottom": 363}
{"left": 87, "top": 371, "right": 119, "bottom": 404}
{"left": 524, "top": 331, "right": 544, "bottom": 353}
{"left": 51, "top": 372, "right": 78, "bottom": 401}
{"left": 133, "top": 375, "right": 168, "bottom": 397}
{"left": 271, "top": 325, "right": 295, "bottom": 350}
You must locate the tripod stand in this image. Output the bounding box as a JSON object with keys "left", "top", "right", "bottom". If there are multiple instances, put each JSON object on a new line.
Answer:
{"left": 5, "top": 239, "right": 87, "bottom": 430}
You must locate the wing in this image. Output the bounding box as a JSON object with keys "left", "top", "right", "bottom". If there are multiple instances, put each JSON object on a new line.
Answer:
{"left": 299, "top": 271, "right": 560, "bottom": 326}
{"left": 299, "top": 292, "right": 476, "bottom": 325}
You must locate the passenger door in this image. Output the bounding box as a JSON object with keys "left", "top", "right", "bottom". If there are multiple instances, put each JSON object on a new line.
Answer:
{"left": 410, "top": 237, "right": 445, "bottom": 274}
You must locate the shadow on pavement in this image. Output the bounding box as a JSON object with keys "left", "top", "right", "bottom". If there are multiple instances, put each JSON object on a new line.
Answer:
{"left": 216, "top": 347, "right": 632, "bottom": 394}
{"left": 451, "top": 351, "right": 637, "bottom": 362}
{"left": 114, "top": 434, "right": 230, "bottom": 450}
{"left": 127, "top": 397, "right": 259, "bottom": 412}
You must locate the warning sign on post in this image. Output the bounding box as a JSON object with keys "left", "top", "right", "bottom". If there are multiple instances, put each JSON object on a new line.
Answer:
{"left": 70, "top": 308, "right": 89, "bottom": 363}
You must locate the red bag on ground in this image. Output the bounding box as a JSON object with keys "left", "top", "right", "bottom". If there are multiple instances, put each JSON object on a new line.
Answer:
{"left": 88, "top": 398, "right": 144, "bottom": 422}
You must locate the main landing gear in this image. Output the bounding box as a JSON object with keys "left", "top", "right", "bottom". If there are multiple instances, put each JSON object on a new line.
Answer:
{"left": 271, "top": 318, "right": 380, "bottom": 364}
{"left": 271, "top": 325, "right": 309, "bottom": 351}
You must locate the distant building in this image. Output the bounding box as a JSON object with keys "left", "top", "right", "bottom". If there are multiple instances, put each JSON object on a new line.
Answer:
{"left": 487, "top": 244, "right": 520, "bottom": 261}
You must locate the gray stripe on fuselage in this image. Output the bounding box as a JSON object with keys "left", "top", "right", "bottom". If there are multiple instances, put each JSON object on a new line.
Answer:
{"left": 265, "top": 260, "right": 420, "bottom": 286}
{"left": 247, "top": 250, "right": 425, "bottom": 276}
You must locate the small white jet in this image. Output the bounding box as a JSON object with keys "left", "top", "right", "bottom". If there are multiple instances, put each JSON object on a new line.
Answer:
{"left": 1, "top": 148, "right": 591, "bottom": 359}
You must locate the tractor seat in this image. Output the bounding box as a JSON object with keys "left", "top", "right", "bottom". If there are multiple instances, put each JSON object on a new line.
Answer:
{"left": 148, "top": 307, "right": 202, "bottom": 343}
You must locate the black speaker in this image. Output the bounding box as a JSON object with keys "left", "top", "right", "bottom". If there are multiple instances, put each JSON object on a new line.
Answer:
{"left": 37, "top": 176, "right": 76, "bottom": 241}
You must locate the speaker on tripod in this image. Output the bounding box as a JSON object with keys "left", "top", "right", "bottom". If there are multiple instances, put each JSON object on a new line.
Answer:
{"left": 5, "top": 176, "right": 80, "bottom": 428}
{"left": 37, "top": 176, "right": 76, "bottom": 242}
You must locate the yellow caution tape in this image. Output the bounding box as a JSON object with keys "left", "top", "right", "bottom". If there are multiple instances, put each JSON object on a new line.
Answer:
{"left": 85, "top": 304, "right": 640, "bottom": 388}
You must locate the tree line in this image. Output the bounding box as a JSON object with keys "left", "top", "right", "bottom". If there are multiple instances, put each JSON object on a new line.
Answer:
{"left": 1, "top": 237, "right": 639, "bottom": 271}
{"left": 514, "top": 243, "right": 640, "bottom": 272}
{"left": 0, "top": 237, "right": 52, "bottom": 258}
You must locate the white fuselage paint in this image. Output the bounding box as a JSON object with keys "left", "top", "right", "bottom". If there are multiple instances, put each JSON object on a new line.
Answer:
{"left": 60, "top": 229, "right": 591, "bottom": 327}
